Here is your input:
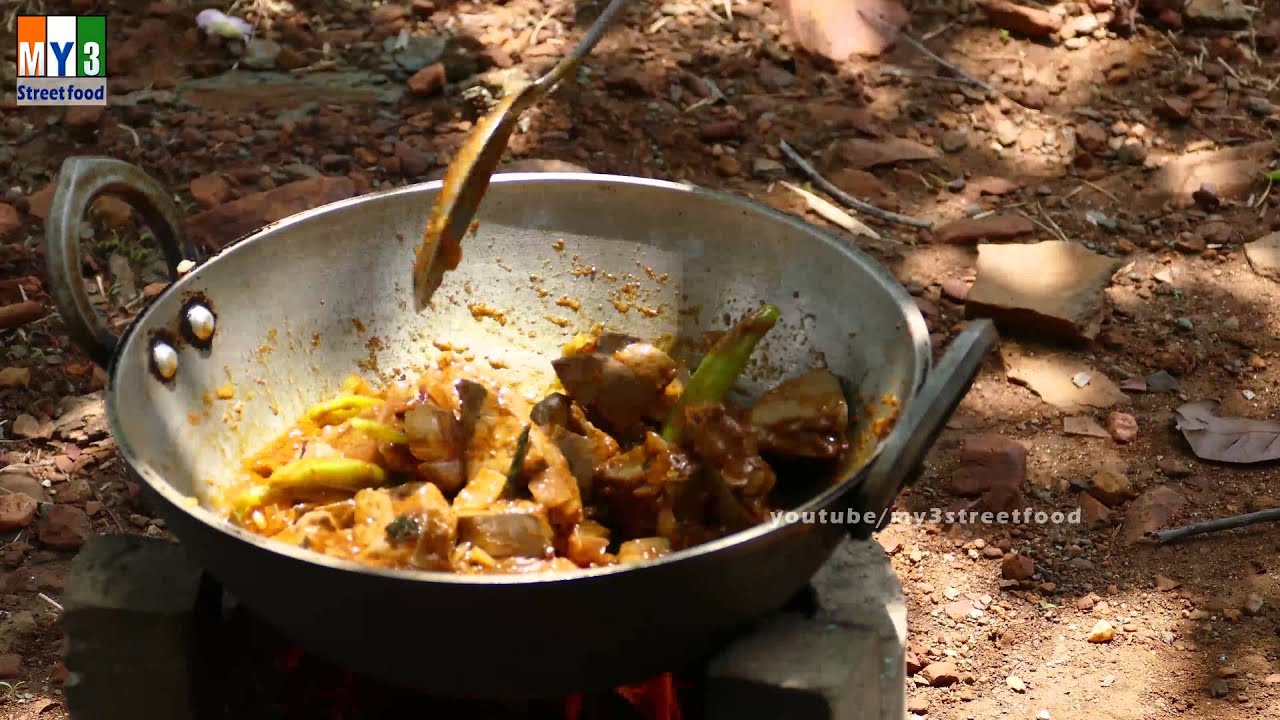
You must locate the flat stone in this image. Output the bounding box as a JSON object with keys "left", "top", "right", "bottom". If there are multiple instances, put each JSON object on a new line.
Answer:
{"left": 828, "top": 137, "right": 938, "bottom": 170}
{"left": 0, "top": 493, "right": 38, "bottom": 531}
{"left": 1001, "top": 342, "right": 1129, "bottom": 412}
{"left": 1123, "top": 487, "right": 1187, "bottom": 544}
{"left": 782, "top": 0, "right": 911, "bottom": 60}
{"left": 966, "top": 241, "right": 1121, "bottom": 343}
{"left": 1078, "top": 492, "right": 1111, "bottom": 525}
{"left": 979, "top": 0, "right": 1063, "bottom": 36}
{"left": 1063, "top": 416, "right": 1110, "bottom": 438}
{"left": 1109, "top": 141, "right": 1272, "bottom": 207}
{"left": 1245, "top": 232, "right": 1280, "bottom": 281}
{"left": 36, "top": 505, "right": 92, "bottom": 549}
{"left": 1001, "top": 554, "right": 1035, "bottom": 580}
{"left": 63, "top": 536, "right": 203, "bottom": 720}
{"left": 0, "top": 472, "right": 50, "bottom": 503}
{"left": 186, "top": 176, "right": 356, "bottom": 251}
{"left": 919, "top": 661, "right": 960, "bottom": 687}
{"left": 933, "top": 213, "right": 1035, "bottom": 245}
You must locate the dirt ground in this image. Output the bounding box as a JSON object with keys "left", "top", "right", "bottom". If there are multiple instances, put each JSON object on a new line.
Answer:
{"left": 2, "top": 0, "right": 1280, "bottom": 718}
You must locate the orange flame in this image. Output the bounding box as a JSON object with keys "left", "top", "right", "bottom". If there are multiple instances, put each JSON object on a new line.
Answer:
{"left": 615, "top": 673, "right": 681, "bottom": 720}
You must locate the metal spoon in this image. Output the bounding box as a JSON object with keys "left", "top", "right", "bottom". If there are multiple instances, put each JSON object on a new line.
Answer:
{"left": 412, "top": 0, "right": 633, "bottom": 310}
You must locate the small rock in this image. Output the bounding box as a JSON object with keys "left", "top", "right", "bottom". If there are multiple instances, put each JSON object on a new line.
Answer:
{"left": 1088, "top": 619, "right": 1116, "bottom": 643}
{"left": 941, "top": 131, "right": 968, "bottom": 153}
{"left": 604, "top": 66, "right": 654, "bottom": 96}
{"left": 64, "top": 106, "right": 105, "bottom": 140}
{"left": 0, "top": 653, "right": 20, "bottom": 679}
{"left": 1001, "top": 553, "right": 1035, "bottom": 580}
{"left": 241, "top": 38, "right": 282, "bottom": 70}
{"left": 1223, "top": 608, "right": 1242, "bottom": 621}
{"left": 84, "top": 500, "right": 103, "bottom": 517}
{"left": 1208, "top": 679, "right": 1230, "bottom": 698}
{"left": 1036, "top": 712, "right": 1051, "bottom": 720}
{"left": 1007, "top": 675, "right": 1026, "bottom": 692}
{"left": 1157, "top": 458, "right": 1192, "bottom": 477}
{"left": 967, "top": 242, "right": 1122, "bottom": 343}
{"left": 1245, "top": 232, "right": 1280, "bottom": 282}
{"left": 783, "top": 0, "right": 910, "bottom": 60}
{"left": 699, "top": 120, "right": 740, "bottom": 142}
{"left": 1107, "top": 412, "right": 1138, "bottom": 443}
{"left": 1087, "top": 466, "right": 1133, "bottom": 506}
{"left": 0, "top": 474, "right": 50, "bottom": 503}
{"left": 1192, "top": 183, "right": 1221, "bottom": 210}
{"left": 1146, "top": 370, "right": 1180, "bottom": 392}
{"left": 1175, "top": 317, "right": 1194, "bottom": 332}
{"left": 0, "top": 493, "right": 37, "bottom": 531}
{"left": 1155, "top": 96, "right": 1193, "bottom": 123}
{"left": 829, "top": 137, "right": 938, "bottom": 170}
{"left": 0, "top": 203, "right": 20, "bottom": 241}
{"left": 716, "top": 154, "right": 741, "bottom": 177}
{"left": 907, "top": 696, "right": 929, "bottom": 715}
{"left": 934, "top": 214, "right": 1036, "bottom": 245}
{"left": 921, "top": 661, "right": 961, "bottom": 687}
{"left": 1157, "top": 9, "right": 1184, "bottom": 28}
{"left": 1174, "top": 233, "right": 1207, "bottom": 254}
{"left": 1078, "top": 492, "right": 1111, "bottom": 525}
{"left": 951, "top": 434, "right": 1026, "bottom": 513}
{"left": 1155, "top": 575, "right": 1181, "bottom": 591}
{"left": 1117, "top": 138, "right": 1147, "bottom": 165}
{"left": 982, "top": 545, "right": 1005, "bottom": 558}
{"left": 190, "top": 174, "right": 233, "bottom": 209}
{"left": 1064, "top": 415, "right": 1110, "bottom": 438}
{"left": 35, "top": 505, "right": 92, "bottom": 550}
{"left": 1247, "top": 495, "right": 1279, "bottom": 511}
{"left": 1185, "top": 0, "right": 1251, "bottom": 26}
{"left": 979, "top": 0, "right": 1064, "bottom": 37}
{"left": 995, "top": 119, "right": 1020, "bottom": 147}
{"left": 1123, "top": 487, "right": 1187, "bottom": 544}
{"left": 1243, "top": 594, "right": 1264, "bottom": 615}
{"left": 12, "top": 414, "right": 47, "bottom": 439}
{"left": 1265, "top": 674, "right": 1280, "bottom": 685}
{"left": 752, "top": 158, "right": 786, "bottom": 180}
{"left": 407, "top": 63, "right": 446, "bottom": 96}
{"left": 944, "top": 599, "right": 975, "bottom": 620}
{"left": 756, "top": 61, "right": 797, "bottom": 92}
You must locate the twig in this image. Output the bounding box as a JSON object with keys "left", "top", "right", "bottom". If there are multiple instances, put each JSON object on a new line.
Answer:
{"left": 89, "top": 482, "right": 124, "bottom": 533}
{"left": 1148, "top": 508, "right": 1280, "bottom": 544}
{"left": 37, "top": 592, "right": 62, "bottom": 612}
{"left": 778, "top": 140, "right": 933, "bottom": 229}
{"left": 1015, "top": 208, "right": 1064, "bottom": 241}
{"left": 1035, "top": 202, "right": 1070, "bottom": 242}
{"left": 1216, "top": 56, "right": 1244, "bottom": 84}
{"left": 857, "top": 10, "right": 1024, "bottom": 110}
{"left": 1080, "top": 178, "right": 1120, "bottom": 203}
{"left": 525, "top": 1, "right": 566, "bottom": 52}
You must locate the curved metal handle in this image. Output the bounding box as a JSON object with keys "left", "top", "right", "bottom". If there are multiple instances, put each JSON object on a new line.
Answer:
{"left": 44, "top": 156, "right": 198, "bottom": 369}
{"left": 845, "top": 319, "right": 999, "bottom": 539}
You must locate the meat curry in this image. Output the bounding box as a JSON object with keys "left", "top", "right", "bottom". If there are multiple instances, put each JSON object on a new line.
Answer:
{"left": 214, "top": 304, "right": 852, "bottom": 574}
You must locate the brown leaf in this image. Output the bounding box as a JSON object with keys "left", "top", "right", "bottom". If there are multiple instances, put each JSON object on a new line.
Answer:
{"left": 828, "top": 137, "right": 939, "bottom": 170}
{"left": 1175, "top": 400, "right": 1280, "bottom": 463}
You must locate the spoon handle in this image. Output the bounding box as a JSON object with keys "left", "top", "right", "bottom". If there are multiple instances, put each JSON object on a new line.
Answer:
{"left": 536, "top": 0, "right": 634, "bottom": 89}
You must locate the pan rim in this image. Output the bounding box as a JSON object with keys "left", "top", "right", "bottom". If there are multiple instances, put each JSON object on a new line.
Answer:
{"left": 106, "top": 171, "right": 931, "bottom": 585}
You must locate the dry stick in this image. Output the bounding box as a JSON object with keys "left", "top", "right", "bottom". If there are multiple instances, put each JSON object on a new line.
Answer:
{"left": 0, "top": 301, "right": 45, "bottom": 331}
{"left": 857, "top": 10, "right": 1027, "bottom": 111}
{"left": 1148, "top": 508, "right": 1280, "bottom": 544}
{"left": 778, "top": 140, "right": 933, "bottom": 229}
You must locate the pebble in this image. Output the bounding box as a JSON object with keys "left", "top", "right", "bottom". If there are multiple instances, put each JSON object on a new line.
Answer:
{"left": 0, "top": 493, "right": 37, "bottom": 531}
{"left": 1107, "top": 412, "right": 1138, "bottom": 443}
{"left": 1001, "top": 553, "right": 1035, "bottom": 580}
{"left": 1007, "top": 674, "right": 1026, "bottom": 692}
{"left": 1175, "top": 317, "right": 1194, "bottom": 332}
{"left": 1209, "top": 679, "right": 1230, "bottom": 698}
{"left": 35, "top": 505, "right": 92, "bottom": 549}
{"left": 716, "top": 154, "right": 740, "bottom": 177}
{"left": 751, "top": 158, "right": 786, "bottom": 180}
{"left": 1088, "top": 619, "right": 1116, "bottom": 643}
{"left": 941, "top": 130, "right": 968, "bottom": 153}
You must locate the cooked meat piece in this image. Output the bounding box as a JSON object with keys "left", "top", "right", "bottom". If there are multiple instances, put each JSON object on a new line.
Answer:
{"left": 683, "top": 402, "right": 776, "bottom": 501}
{"left": 456, "top": 379, "right": 489, "bottom": 442}
{"left": 523, "top": 424, "right": 584, "bottom": 531}
{"left": 530, "top": 392, "right": 572, "bottom": 428}
{"left": 551, "top": 340, "right": 677, "bottom": 432}
{"left": 403, "top": 403, "right": 462, "bottom": 463}
{"left": 548, "top": 426, "right": 598, "bottom": 494}
{"left": 569, "top": 403, "right": 620, "bottom": 462}
{"left": 417, "top": 459, "right": 465, "bottom": 494}
{"left": 388, "top": 482, "right": 457, "bottom": 570}
{"left": 593, "top": 332, "right": 643, "bottom": 355}
{"left": 617, "top": 537, "right": 671, "bottom": 564}
{"left": 351, "top": 488, "right": 397, "bottom": 562}
{"left": 456, "top": 501, "right": 554, "bottom": 559}
{"left": 597, "top": 432, "right": 694, "bottom": 539}
{"left": 452, "top": 378, "right": 531, "bottom": 509}
{"left": 565, "top": 520, "right": 613, "bottom": 566}
{"left": 318, "top": 424, "right": 382, "bottom": 465}
{"left": 749, "top": 369, "right": 850, "bottom": 459}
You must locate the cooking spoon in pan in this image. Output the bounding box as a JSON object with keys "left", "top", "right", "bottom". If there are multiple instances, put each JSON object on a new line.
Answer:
{"left": 412, "top": 0, "right": 634, "bottom": 310}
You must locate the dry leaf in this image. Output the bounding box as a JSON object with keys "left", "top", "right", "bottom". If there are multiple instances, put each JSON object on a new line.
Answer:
{"left": 1175, "top": 400, "right": 1280, "bottom": 463}
{"left": 1063, "top": 416, "right": 1109, "bottom": 438}
{"left": 780, "top": 181, "right": 883, "bottom": 240}
{"left": 0, "top": 367, "right": 30, "bottom": 386}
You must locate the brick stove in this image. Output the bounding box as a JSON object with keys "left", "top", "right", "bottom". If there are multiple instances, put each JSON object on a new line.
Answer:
{"left": 61, "top": 535, "right": 906, "bottom": 720}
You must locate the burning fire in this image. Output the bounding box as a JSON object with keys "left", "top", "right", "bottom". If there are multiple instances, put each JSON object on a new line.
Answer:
{"left": 565, "top": 673, "right": 682, "bottom": 720}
